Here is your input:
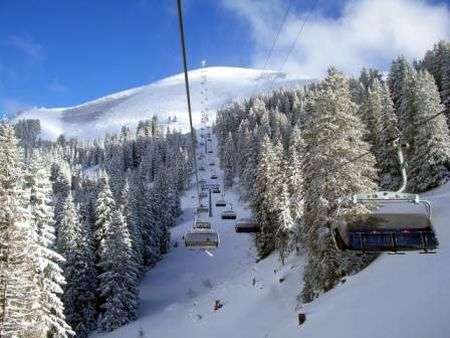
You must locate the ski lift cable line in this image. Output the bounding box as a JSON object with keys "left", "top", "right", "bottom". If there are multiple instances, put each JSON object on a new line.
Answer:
{"left": 262, "top": 0, "right": 296, "bottom": 71}
{"left": 251, "top": 0, "right": 296, "bottom": 97}
{"left": 176, "top": 0, "right": 201, "bottom": 204}
{"left": 277, "top": 0, "right": 318, "bottom": 73}
{"left": 260, "top": 0, "right": 319, "bottom": 94}
{"left": 315, "top": 108, "right": 448, "bottom": 180}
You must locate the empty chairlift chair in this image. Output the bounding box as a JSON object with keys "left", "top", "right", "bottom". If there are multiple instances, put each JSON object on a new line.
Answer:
{"left": 184, "top": 227, "right": 219, "bottom": 250}
{"left": 216, "top": 199, "right": 226, "bottom": 207}
{"left": 332, "top": 140, "right": 438, "bottom": 254}
{"left": 209, "top": 162, "right": 215, "bottom": 166}
{"left": 221, "top": 209, "right": 237, "bottom": 220}
{"left": 212, "top": 187, "right": 221, "bottom": 194}
{"left": 210, "top": 174, "right": 218, "bottom": 180}
{"left": 235, "top": 218, "right": 260, "bottom": 233}
{"left": 199, "top": 191, "right": 208, "bottom": 198}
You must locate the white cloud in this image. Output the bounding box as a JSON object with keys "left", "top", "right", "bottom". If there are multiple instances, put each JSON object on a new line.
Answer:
{"left": 6, "top": 34, "right": 45, "bottom": 63}
{"left": 222, "top": 0, "right": 450, "bottom": 77}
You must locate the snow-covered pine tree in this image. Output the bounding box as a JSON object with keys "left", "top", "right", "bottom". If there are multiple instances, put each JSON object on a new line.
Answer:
{"left": 364, "top": 79, "right": 401, "bottom": 190}
{"left": 388, "top": 55, "right": 411, "bottom": 115}
{"left": 253, "top": 135, "right": 282, "bottom": 259}
{"left": 120, "top": 172, "right": 144, "bottom": 274}
{"left": 222, "top": 132, "right": 235, "bottom": 188}
{"left": 104, "top": 135, "right": 125, "bottom": 199}
{"left": 97, "top": 209, "right": 139, "bottom": 331}
{"left": 408, "top": 70, "right": 450, "bottom": 191}
{"left": 57, "top": 192, "right": 96, "bottom": 337}
{"left": 275, "top": 182, "right": 292, "bottom": 265}
{"left": 94, "top": 175, "right": 116, "bottom": 262}
{"left": 0, "top": 120, "right": 41, "bottom": 337}
{"left": 27, "top": 153, "right": 73, "bottom": 337}
{"left": 300, "top": 68, "right": 377, "bottom": 303}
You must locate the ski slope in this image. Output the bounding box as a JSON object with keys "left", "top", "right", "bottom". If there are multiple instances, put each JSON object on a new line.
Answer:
{"left": 13, "top": 67, "right": 313, "bottom": 140}
{"left": 91, "top": 129, "right": 450, "bottom": 338}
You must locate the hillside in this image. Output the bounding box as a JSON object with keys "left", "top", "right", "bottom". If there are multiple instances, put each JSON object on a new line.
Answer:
{"left": 91, "top": 130, "right": 450, "bottom": 338}
{"left": 13, "top": 67, "right": 313, "bottom": 140}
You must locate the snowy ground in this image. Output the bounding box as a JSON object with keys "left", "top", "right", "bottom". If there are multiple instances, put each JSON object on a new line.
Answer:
{"left": 91, "top": 129, "right": 450, "bottom": 338}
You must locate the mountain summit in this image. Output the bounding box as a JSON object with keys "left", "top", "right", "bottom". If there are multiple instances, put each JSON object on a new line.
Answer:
{"left": 14, "top": 66, "right": 313, "bottom": 140}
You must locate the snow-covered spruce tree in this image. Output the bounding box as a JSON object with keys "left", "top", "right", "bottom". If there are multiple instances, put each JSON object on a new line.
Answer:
{"left": 139, "top": 186, "right": 161, "bottom": 266}
{"left": 97, "top": 209, "right": 139, "bottom": 331}
{"left": 0, "top": 120, "right": 41, "bottom": 337}
{"left": 26, "top": 153, "right": 73, "bottom": 337}
{"left": 94, "top": 175, "right": 116, "bottom": 262}
{"left": 408, "top": 70, "right": 450, "bottom": 191}
{"left": 388, "top": 55, "right": 411, "bottom": 115}
{"left": 103, "top": 135, "right": 125, "bottom": 199}
{"left": 275, "top": 182, "right": 293, "bottom": 265}
{"left": 300, "top": 68, "right": 377, "bottom": 303}
{"left": 364, "top": 79, "right": 401, "bottom": 190}
{"left": 222, "top": 132, "right": 235, "bottom": 188}
{"left": 253, "top": 135, "right": 283, "bottom": 259}
{"left": 57, "top": 192, "right": 96, "bottom": 338}
{"left": 51, "top": 163, "right": 71, "bottom": 234}
{"left": 286, "top": 125, "right": 304, "bottom": 222}
{"left": 120, "top": 172, "right": 144, "bottom": 274}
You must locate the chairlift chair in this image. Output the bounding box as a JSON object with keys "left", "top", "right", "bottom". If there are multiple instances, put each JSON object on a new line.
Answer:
{"left": 212, "top": 187, "right": 221, "bottom": 194}
{"left": 333, "top": 140, "right": 438, "bottom": 254}
{"left": 235, "top": 218, "right": 260, "bottom": 233}
{"left": 193, "top": 221, "right": 211, "bottom": 230}
{"left": 197, "top": 204, "right": 209, "bottom": 214}
{"left": 184, "top": 228, "right": 219, "bottom": 250}
{"left": 199, "top": 178, "right": 207, "bottom": 185}
{"left": 211, "top": 174, "right": 218, "bottom": 180}
{"left": 209, "top": 162, "right": 215, "bottom": 166}
{"left": 216, "top": 199, "right": 226, "bottom": 207}
{"left": 208, "top": 150, "right": 214, "bottom": 154}
{"left": 199, "top": 166, "right": 205, "bottom": 171}
{"left": 221, "top": 210, "right": 237, "bottom": 220}
{"left": 199, "top": 191, "right": 208, "bottom": 198}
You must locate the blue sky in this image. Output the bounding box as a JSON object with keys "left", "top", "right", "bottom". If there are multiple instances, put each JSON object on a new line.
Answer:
{"left": 1, "top": 0, "right": 449, "bottom": 115}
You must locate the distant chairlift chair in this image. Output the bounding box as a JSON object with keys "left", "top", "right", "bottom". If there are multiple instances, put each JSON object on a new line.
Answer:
{"left": 235, "top": 218, "right": 260, "bottom": 233}
{"left": 333, "top": 140, "right": 438, "bottom": 254}
{"left": 221, "top": 209, "right": 237, "bottom": 220}
{"left": 216, "top": 199, "right": 226, "bottom": 207}
{"left": 184, "top": 220, "right": 219, "bottom": 250}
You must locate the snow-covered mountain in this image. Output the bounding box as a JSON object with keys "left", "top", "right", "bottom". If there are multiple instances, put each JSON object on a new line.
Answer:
{"left": 13, "top": 67, "right": 314, "bottom": 140}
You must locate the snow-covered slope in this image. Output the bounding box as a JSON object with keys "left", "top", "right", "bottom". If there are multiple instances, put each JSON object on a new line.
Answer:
{"left": 91, "top": 130, "right": 450, "bottom": 338}
{"left": 13, "top": 67, "right": 313, "bottom": 140}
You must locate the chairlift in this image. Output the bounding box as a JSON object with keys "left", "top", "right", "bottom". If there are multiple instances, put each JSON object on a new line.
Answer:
{"left": 196, "top": 204, "right": 209, "bottom": 214}
{"left": 184, "top": 229, "right": 219, "bottom": 250}
{"left": 333, "top": 140, "right": 438, "bottom": 254}
{"left": 212, "top": 187, "right": 221, "bottom": 194}
{"left": 221, "top": 210, "right": 237, "bottom": 220}
{"left": 235, "top": 218, "right": 260, "bottom": 233}
{"left": 209, "top": 162, "right": 215, "bottom": 166}
{"left": 199, "top": 178, "right": 207, "bottom": 185}
{"left": 211, "top": 174, "right": 218, "bottom": 180}
{"left": 208, "top": 150, "right": 214, "bottom": 154}
{"left": 199, "top": 166, "right": 205, "bottom": 171}
{"left": 199, "top": 191, "right": 208, "bottom": 198}
{"left": 216, "top": 199, "right": 226, "bottom": 207}
{"left": 193, "top": 221, "right": 211, "bottom": 230}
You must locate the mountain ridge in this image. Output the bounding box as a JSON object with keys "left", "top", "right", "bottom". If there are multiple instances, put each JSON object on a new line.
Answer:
{"left": 13, "top": 66, "right": 314, "bottom": 140}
